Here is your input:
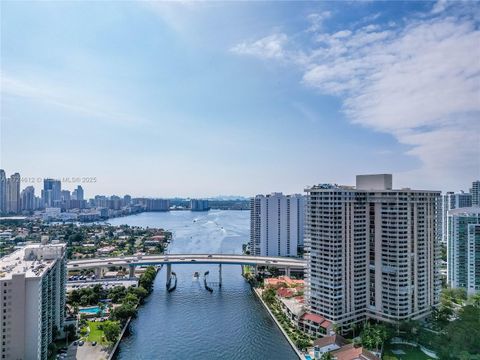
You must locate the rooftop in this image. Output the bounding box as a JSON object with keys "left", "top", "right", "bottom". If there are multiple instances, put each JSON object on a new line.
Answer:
{"left": 279, "top": 297, "right": 305, "bottom": 317}
{"left": 0, "top": 244, "right": 66, "bottom": 280}
{"left": 313, "top": 334, "right": 348, "bottom": 349}
{"left": 448, "top": 207, "right": 480, "bottom": 216}
{"left": 331, "top": 344, "right": 380, "bottom": 360}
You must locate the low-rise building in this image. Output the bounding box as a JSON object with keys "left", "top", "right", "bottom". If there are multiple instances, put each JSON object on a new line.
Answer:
{"left": 311, "top": 335, "right": 379, "bottom": 360}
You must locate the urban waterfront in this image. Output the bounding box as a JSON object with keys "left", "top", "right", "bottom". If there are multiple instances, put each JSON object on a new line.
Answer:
{"left": 108, "top": 210, "right": 297, "bottom": 360}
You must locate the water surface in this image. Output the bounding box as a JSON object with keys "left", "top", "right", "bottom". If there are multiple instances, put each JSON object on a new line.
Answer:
{"left": 110, "top": 210, "right": 297, "bottom": 360}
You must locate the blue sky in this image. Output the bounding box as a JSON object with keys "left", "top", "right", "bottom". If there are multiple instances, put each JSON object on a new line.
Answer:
{"left": 1, "top": 1, "right": 479, "bottom": 197}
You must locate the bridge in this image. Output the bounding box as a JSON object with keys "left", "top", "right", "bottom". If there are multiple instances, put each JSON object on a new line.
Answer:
{"left": 67, "top": 254, "right": 307, "bottom": 287}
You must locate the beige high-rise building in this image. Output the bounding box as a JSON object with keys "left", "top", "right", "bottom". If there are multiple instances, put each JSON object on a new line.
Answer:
{"left": 0, "top": 244, "right": 67, "bottom": 360}
{"left": 305, "top": 174, "right": 440, "bottom": 330}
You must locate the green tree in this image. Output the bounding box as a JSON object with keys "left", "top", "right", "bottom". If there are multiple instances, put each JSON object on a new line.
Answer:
{"left": 320, "top": 353, "right": 333, "bottom": 360}
{"left": 262, "top": 288, "right": 276, "bottom": 305}
{"left": 101, "top": 321, "right": 121, "bottom": 343}
{"left": 295, "top": 337, "right": 310, "bottom": 351}
{"left": 111, "top": 303, "right": 137, "bottom": 322}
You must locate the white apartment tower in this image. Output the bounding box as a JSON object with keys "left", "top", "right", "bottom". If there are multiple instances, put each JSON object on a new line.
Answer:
{"left": 305, "top": 174, "right": 440, "bottom": 330}
{"left": 0, "top": 244, "right": 67, "bottom": 360}
{"left": 447, "top": 207, "right": 480, "bottom": 294}
{"left": 250, "top": 193, "right": 305, "bottom": 257}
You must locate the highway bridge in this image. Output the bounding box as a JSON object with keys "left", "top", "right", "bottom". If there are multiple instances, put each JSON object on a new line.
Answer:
{"left": 67, "top": 254, "right": 307, "bottom": 286}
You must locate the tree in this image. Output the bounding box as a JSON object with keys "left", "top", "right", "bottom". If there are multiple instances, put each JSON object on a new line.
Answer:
{"left": 101, "top": 321, "right": 121, "bottom": 343}
{"left": 295, "top": 337, "right": 310, "bottom": 351}
{"left": 437, "top": 305, "right": 480, "bottom": 359}
{"left": 123, "top": 293, "right": 139, "bottom": 306}
{"left": 262, "top": 288, "right": 276, "bottom": 305}
{"left": 361, "top": 323, "right": 388, "bottom": 351}
{"left": 111, "top": 303, "right": 137, "bottom": 322}
{"left": 320, "top": 353, "right": 333, "bottom": 360}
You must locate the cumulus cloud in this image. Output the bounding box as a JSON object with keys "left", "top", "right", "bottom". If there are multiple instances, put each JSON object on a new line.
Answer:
{"left": 230, "top": 33, "right": 288, "bottom": 60}
{"left": 231, "top": 6, "right": 480, "bottom": 189}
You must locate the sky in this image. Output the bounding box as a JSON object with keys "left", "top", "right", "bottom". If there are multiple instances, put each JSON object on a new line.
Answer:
{"left": 1, "top": 1, "right": 479, "bottom": 198}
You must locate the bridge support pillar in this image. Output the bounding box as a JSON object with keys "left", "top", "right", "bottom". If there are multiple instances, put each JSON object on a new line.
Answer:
{"left": 95, "top": 267, "right": 102, "bottom": 279}
{"left": 285, "top": 267, "right": 291, "bottom": 277}
{"left": 166, "top": 264, "right": 172, "bottom": 287}
{"left": 129, "top": 265, "right": 135, "bottom": 278}
{"left": 218, "top": 264, "right": 222, "bottom": 288}
{"left": 254, "top": 265, "right": 258, "bottom": 277}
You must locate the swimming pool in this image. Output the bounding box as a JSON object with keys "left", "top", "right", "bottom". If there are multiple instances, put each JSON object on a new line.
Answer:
{"left": 79, "top": 306, "right": 103, "bottom": 314}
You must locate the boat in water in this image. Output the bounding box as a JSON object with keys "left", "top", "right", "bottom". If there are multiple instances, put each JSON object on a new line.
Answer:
{"left": 193, "top": 271, "right": 200, "bottom": 279}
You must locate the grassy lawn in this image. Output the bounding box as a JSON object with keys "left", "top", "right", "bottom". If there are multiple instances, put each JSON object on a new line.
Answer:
{"left": 86, "top": 321, "right": 107, "bottom": 345}
{"left": 383, "top": 344, "right": 434, "bottom": 360}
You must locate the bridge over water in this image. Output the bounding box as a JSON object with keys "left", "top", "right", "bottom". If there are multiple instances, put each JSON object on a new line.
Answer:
{"left": 67, "top": 254, "right": 307, "bottom": 287}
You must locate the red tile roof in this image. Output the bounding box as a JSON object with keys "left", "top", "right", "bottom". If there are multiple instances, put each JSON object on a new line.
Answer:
{"left": 313, "top": 334, "right": 347, "bottom": 348}
{"left": 276, "top": 288, "right": 295, "bottom": 298}
{"left": 331, "top": 344, "right": 380, "bottom": 360}
{"left": 301, "top": 313, "right": 325, "bottom": 324}
{"left": 320, "top": 320, "right": 332, "bottom": 329}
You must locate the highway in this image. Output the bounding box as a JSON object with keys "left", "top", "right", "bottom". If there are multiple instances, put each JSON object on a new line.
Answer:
{"left": 67, "top": 254, "right": 307, "bottom": 270}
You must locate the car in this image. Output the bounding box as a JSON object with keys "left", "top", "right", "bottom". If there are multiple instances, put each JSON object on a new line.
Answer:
{"left": 107, "top": 262, "right": 113, "bottom": 265}
{"left": 78, "top": 340, "right": 84, "bottom": 346}
{"left": 272, "top": 260, "right": 278, "bottom": 263}
{"left": 92, "top": 341, "right": 97, "bottom": 346}
{"left": 126, "top": 260, "right": 131, "bottom": 263}
{"left": 180, "top": 258, "right": 186, "bottom": 260}
{"left": 207, "top": 255, "right": 213, "bottom": 258}
{"left": 191, "top": 259, "right": 196, "bottom": 262}
{"left": 163, "top": 257, "right": 169, "bottom": 261}
{"left": 73, "top": 341, "right": 78, "bottom": 346}
{"left": 73, "top": 264, "right": 79, "bottom": 267}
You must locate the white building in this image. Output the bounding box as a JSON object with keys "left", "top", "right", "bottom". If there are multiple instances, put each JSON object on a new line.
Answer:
{"left": 0, "top": 244, "right": 67, "bottom": 360}
{"left": 440, "top": 191, "right": 472, "bottom": 243}
{"left": 250, "top": 193, "right": 305, "bottom": 257}
{"left": 447, "top": 207, "right": 480, "bottom": 294}
{"left": 305, "top": 174, "right": 440, "bottom": 330}
{"left": 190, "top": 199, "right": 210, "bottom": 211}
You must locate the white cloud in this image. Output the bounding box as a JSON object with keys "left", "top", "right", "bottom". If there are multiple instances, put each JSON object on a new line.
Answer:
{"left": 232, "top": 8, "right": 480, "bottom": 189}
{"left": 307, "top": 11, "right": 332, "bottom": 32}
{"left": 230, "top": 33, "right": 288, "bottom": 60}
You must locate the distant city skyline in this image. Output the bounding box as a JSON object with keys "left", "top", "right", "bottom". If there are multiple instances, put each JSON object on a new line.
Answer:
{"left": 0, "top": 168, "right": 478, "bottom": 199}
{"left": 1, "top": 1, "right": 479, "bottom": 196}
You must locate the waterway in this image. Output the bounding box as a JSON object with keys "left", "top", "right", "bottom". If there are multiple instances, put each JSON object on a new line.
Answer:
{"left": 108, "top": 210, "right": 297, "bottom": 360}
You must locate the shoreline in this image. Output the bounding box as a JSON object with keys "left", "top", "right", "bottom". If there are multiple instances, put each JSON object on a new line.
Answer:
{"left": 108, "top": 266, "right": 162, "bottom": 359}
{"left": 253, "top": 288, "right": 304, "bottom": 360}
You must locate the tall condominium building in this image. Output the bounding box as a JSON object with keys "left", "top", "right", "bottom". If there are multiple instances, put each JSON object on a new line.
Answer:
{"left": 21, "top": 186, "right": 36, "bottom": 212}
{"left": 71, "top": 185, "right": 84, "bottom": 202}
{"left": 190, "top": 199, "right": 210, "bottom": 211}
{"left": 6, "top": 173, "right": 20, "bottom": 214}
{"left": 447, "top": 207, "right": 480, "bottom": 294}
{"left": 42, "top": 179, "right": 62, "bottom": 207}
{"left": 146, "top": 199, "right": 170, "bottom": 212}
{"left": 305, "top": 174, "right": 440, "bottom": 330}
{"left": 250, "top": 193, "right": 305, "bottom": 257}
{"left": 0, "top": 170, "right": 6, "bottom": 215}
{"left": 472, "top": 180, "right": 480, "bottom": 207}
{"left": 0, "top": 244, "right": 67, "bottom": 360}
{"left": 440, "top": 191, "right": 472, "bottom": 243}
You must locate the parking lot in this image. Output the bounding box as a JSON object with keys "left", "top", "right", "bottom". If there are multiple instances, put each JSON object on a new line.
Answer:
{"left": 67, "top": 278, "right": 138, "bottom": 291}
